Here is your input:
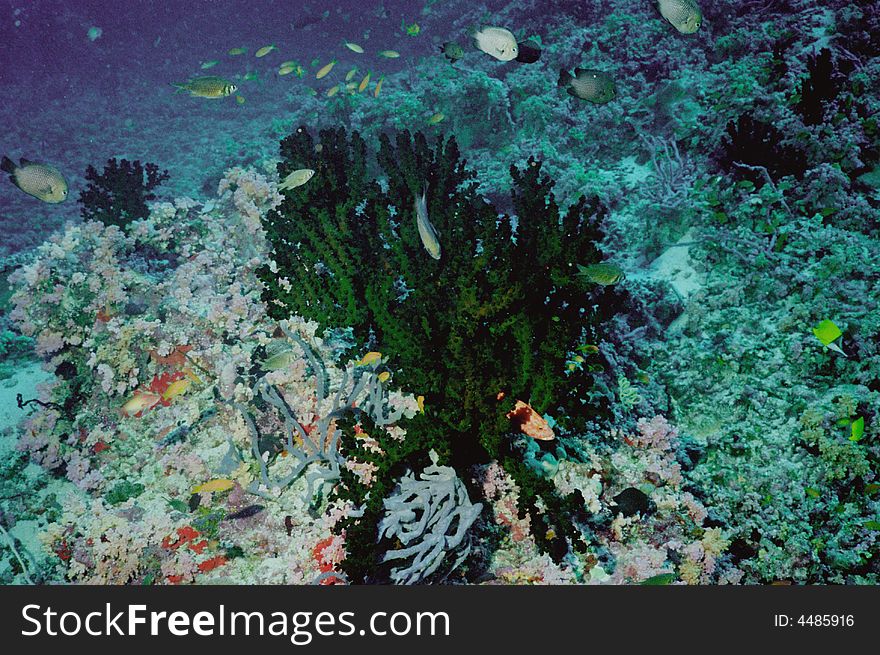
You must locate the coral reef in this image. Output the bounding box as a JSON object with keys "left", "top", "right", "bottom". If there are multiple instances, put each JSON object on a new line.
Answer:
{"left": 79, "top": 158, "right": 170, "bottom": 231}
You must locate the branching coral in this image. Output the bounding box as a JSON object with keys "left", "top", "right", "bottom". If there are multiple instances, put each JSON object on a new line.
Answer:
{"left": 79, "top": 158, "right": 170, "bottom": 231}
{"left": 378, "top": 450, "right": 483, "bottom": 584}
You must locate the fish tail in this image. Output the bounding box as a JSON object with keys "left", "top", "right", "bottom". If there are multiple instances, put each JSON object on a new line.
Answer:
{"left": 170, "top": 83, "right": 187, "bottom": 94}
{"left": 558, "top": 69, "right": 573, "bottom": 87}
{"left": 0, "top": 155, "right": 15, "bottom": 175}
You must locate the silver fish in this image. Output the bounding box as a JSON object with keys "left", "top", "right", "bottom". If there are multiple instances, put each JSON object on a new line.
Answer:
{"left": 414, "top": 188, "right": 441, "bottom": 260}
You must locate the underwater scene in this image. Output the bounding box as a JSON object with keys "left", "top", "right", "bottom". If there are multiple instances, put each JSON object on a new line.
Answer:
{"left": 0, "top": 0, "right": 878, "bottom": 586}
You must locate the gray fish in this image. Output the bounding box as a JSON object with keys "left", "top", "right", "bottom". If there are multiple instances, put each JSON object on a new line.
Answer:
{"left": 558, "top": 68, "right": 616, "bottom": 104}
{"left": 1, "top": 156, "right": 68, "bottom": 203}
{"left": 658, "top": 0, "right": 702, "bottom": 34}
{"left": 414, "top": 187, "right": 441, "bottom": 260}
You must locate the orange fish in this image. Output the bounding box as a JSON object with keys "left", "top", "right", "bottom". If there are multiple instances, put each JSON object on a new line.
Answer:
{"left": 506, "top": 400, "right": 555, "bottom": 441}
{"left": 122, "top": 390, "right": 162, "bottom": 417}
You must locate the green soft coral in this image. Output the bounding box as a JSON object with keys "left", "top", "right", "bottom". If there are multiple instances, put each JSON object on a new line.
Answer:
{"left": 259, "top": 127, "right": 620, "bottom": 577}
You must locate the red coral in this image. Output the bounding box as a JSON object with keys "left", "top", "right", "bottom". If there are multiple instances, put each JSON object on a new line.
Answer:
{"left": 162, "top": 525, "right": 200, "bottom": 550}
{"left": 197, "top": 556, "right": 227, "bottom": 573}
{"left": 189, "top": 540, "right": 209, "bottom": 555}
{"left": 150, "top": 344, "right": 193, "bottom": 368}
{"left": 54, "top": 539, "right": 72, "bottom": 561}
{"left": 149, "top": 371, "right": 186, "bottom": 406}
{"left": 92, "top": 441, "right": 110, "bottom": 454}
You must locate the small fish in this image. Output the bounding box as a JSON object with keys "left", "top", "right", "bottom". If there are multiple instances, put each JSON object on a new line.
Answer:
{"left": 280, "top": 59, "right": 298, "bottom": 68}
{"left": 658, "top": 0, "right": 702, "bottom": 34}
{"left": 225, "top": 504, "right": 265, "bottom": 521}
{"left": 577, "top": 262, "right": 625, "bottom": 285}
{"left": 515, "top": 39, "right": 542, "bottom": 64}
{"left": 345, "top": 68, "right": 358, "bottom": 81}
{"left": 201, "top": 60, "right": 219, "bottom": 69}
{"left": 378, "top": 50, "right": 400, "bottom": 58}
{"left": 255, "top": 44, "right": 277, "bottom": 58}
{"left": 193, "top": 479, "right": 235, "bottom": 494}
{"left": 261, "top": 349, "right": 297, "bottom": 370}
{"left": 345, "top": 82, "right": 358, "bottom": 93}
{"left": 278, "top": 168, "right": 315, "bottom": 191}
{"left": 358, "top": 71, "right": 371, "bottom": 92}
{"left": 326, "top": 85, "right": 340, "bottom": 97}
{"left": 416, "top": 395, "right": 425, "bottom": 413}
{"left": 1, "top": 156, "right": 68, "bottom": 203}
{"left": 278, "top": 65, "right": 296, "bottom": 76}
{"left": 121, "top": 390, "right": 161, "bottom": 417}
{"left": 236, "top": 95, "right": 246, "bottom": 104}
{"left": 172, "top": 76, "right": 237, "bottom": 98}
{"left": 228, "top": 47, "right": 247, "bottom": 56}
{"left": 316, "top": 60, "right": 336, "bottom": 79}
{"left": 427, "top": 112, "right": 445, "bottom": 125}
{"left": 345, "top": 42, "right": 365, "bottom": 53}
{"left": 357, "top": 351, "right": 382, "bottom": 367}
{"left": 472, "top": 26, "right": 518, "bottom": 61}
{"left": 87, "top": 26, "right": 102, "bottom": 42}
{"left": 506, "top": 400, "right": 555, "bottom": 441}
{"left": 374, "top": 75, "right": 384, "bottom": 98}
{"left": 378, "top": 371, "right": 391, "bottom": 383}
{"left": 440, "top": 41, "right": 464, "bottom": 63}
{"left": 161, "top": 377, "right": 191, "bottom": 402}
{"left": 559, "top": 69, "right": 616, "bottom": 104}
{"left": 243, "top": 71, "right": 259, "bottom": 81}
{"left": 403, "top": 21, "right": 420, "bottom": 36}
{"left": 414, "top": 187, "right": 441, "bottom": 260}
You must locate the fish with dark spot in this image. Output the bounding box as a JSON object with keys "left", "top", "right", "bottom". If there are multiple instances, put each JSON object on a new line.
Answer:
{"left": 225, "top": 504, "right": 265, "bottom": 521}
{"left": 515, "top": 39, "right": 542, "bottom": 64}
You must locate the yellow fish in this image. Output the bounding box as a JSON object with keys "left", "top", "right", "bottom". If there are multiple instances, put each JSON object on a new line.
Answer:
{"left": 280, "top": 60, "right": 298, "bottom": 68}
{"left": 345, "top": 68, "right": 358, "bottom": 82}
{"left": 172, "top": 76, "right": 237, "bottom": 98}
{"left": 345, "top": 42, "right": 365, "bottom": 53}
{"left": 327, "top": 85, "right": 340, "bottom": 97}
{"left": 278, "top": 65, "right": 296, "bottom": 76}
{"left": 121, "top": 390, "right": 161, "bottom": 418}
{"left": 378, "top": 371, "right": 391, "bottom": 383}
{"left": 416, "top": 395, "right": 425, "bottom": 413}
{"left": 193, "top": 479, "right": 235, "bottom": 494}
{"left": 316, "top": 60, "right": 336, "bottom": 79}
{"left": 201, "top": 60, "right": 219, "bottom": 69}
{"left": 278, "top": 168, "right": 315, "bottom": 190}
{"left": 228, "top": 47, "right": 247, "bottom": 56}
{"left": 427, "top": 112, "right": 445, "bottom": 125}
{"left": 577, "top": 262, "right": 625, "bottom": 285}
{"left": 374, "top": 75, "right": 384, "bottom": 98}
{"left": 255, "top": 45, "right": 277, "bottom": 58}
{"left": 378, "top": 50, "right": 400, "bottom": 58}
{"left": 357, "top": 351, "right": 382, "bottom": 367}
{"left": 162, "top": 378, "right": 191, "bottom": 401}
{"left": 358, "top": 71, "right": 371, "bottom": 93}
{"left": 1, "top": 156, "right": 68, "bottom": 203}
{"left": 261, "top": 349, "right": 297, "bottom": 370}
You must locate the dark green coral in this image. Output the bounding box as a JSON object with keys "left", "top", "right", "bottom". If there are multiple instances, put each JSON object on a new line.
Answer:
{"left": 259, "top": 127, "right": 616, "bottom": 580}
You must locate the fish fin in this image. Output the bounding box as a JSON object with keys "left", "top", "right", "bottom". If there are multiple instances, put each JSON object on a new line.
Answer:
{"left": 558, "top": 69, "right": 573, "bottom": 87}
{"left": 0, "top": 156, "right": 15, "bottom": 175}
{"left": 19, "top": 158, "right": 35, "bottom": 167}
